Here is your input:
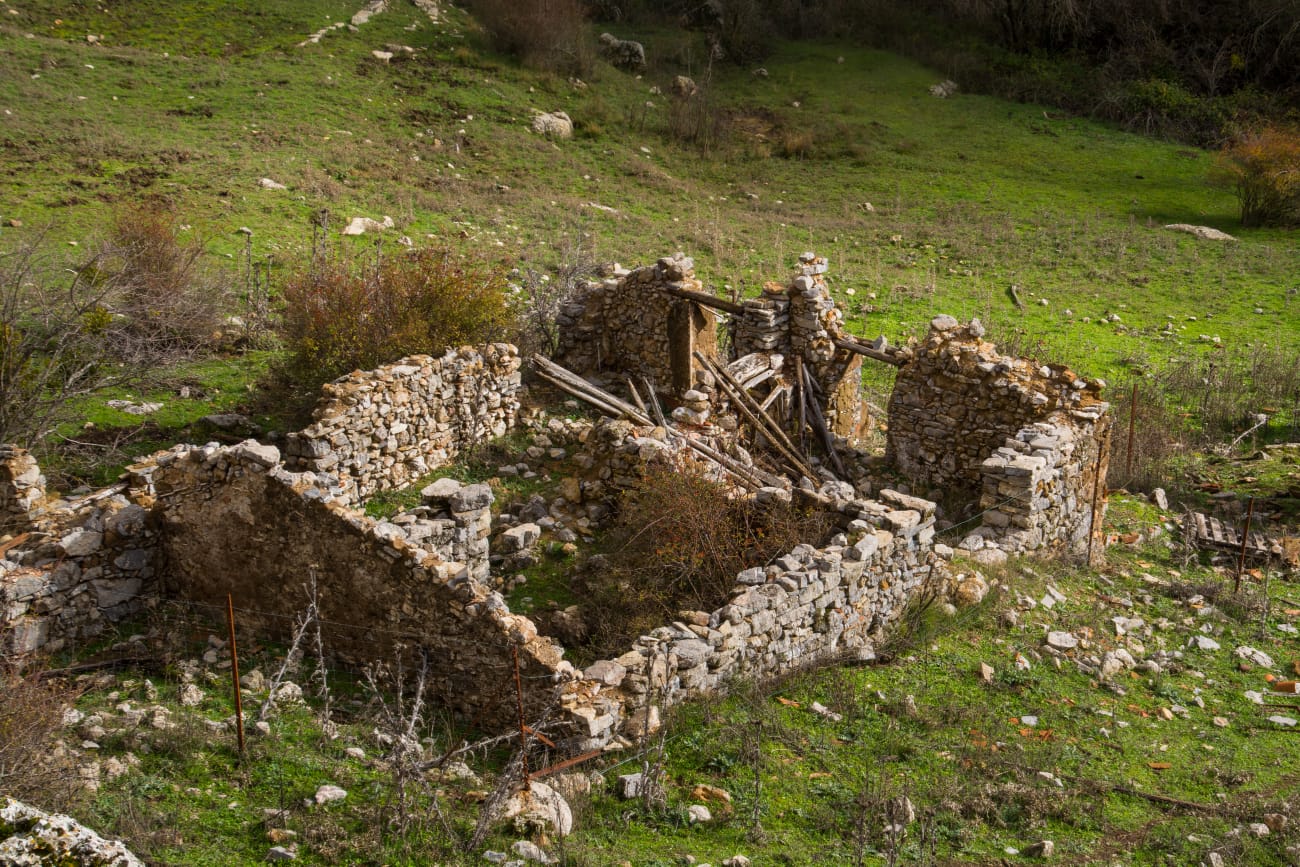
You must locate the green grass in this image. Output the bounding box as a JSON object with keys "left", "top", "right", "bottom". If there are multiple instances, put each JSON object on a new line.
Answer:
{"left": 2, "top": 0, "right": 1297, "bottom": 394}
{"left": 3, "top": 8, "right": 1299, "bottom": 861}
{"left": 43, "top": 351, "right": 284, "bottom": 487}
{"left": 40, "top": 496, "right": 1296, "bottom": 864}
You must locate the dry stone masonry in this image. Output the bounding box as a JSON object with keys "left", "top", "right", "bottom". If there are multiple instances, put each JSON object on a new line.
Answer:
{"left": 555, "top": 253, "right": 717, "bottom": 396}
{"left": 0, "top": 445, "right": 45, "bottom": 534}
{"left": 1, "top": 486, "right": 156, "bottom": 655}
{"left": 284, "top": 344, "right": 521, "bottom": 506}
{"left": 887, "top": 316, "right": 1110, "bottom": 560}
{"left": 1, "top": 246, "right": 1115, "bottom": 757}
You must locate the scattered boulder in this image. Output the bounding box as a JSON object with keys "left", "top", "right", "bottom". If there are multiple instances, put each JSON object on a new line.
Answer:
{"left": 1164, "top": 224, "right": 1236, "bottom": 241}
{"left": 0, "top": 797, "right": 144, "bottom": 866}
{"left": 531, "top": 111, "right": 573, "bottom": 140}
{"left": 341, "top": 215, "right": 394, "bottom": 236}
{"left": 598, "top": 33, "right": 646, "bottom": 70}
{"left": 1046, "top": 631, "right": 1078, "bottom": 650}
{"left": 929, "top": 79, "right": 958, "bottom": 98}
{"left": 312, "top": 784, "right": 347, "bottom": 805}
{"left": 671, "top": 75, "right": 698, "bottom": 98}
{"left": 500, "top": 781, "right": 572, "bottom": 837}
{"left": 952, "top": 571, "right": 988, "bottom": 607}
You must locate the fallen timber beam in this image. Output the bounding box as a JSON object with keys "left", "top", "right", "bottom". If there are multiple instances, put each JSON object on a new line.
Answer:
{"left": 660, "top": 285, "right": 746, "bottom": 315}
{"left": 831, "top": 335, "right": 906, "bottom": 367}
{"left": 660, "top": 285, "right": 904, "bottom": 367}
{"left": 694, "top": 350, "right": 817, "bottom": 482}
{"left": 531, "top": 355, "right": 773, "bottom": 491}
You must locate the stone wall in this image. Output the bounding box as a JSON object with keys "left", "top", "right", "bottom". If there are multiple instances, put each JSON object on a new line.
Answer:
{"left": 0, "top": 446, "right": 45, "bottom": 534}
{"left": 554, "top": 253, "right": 718, "bottom": 396}
{"left": 976, "top": 419, "right": 1110, "bottom": 559}
{"left": 556, "top": 251, "right": 863, "bottom": 437}
{"left": 283, "top": 344, "right": 523, "bottom": 505}
{"left": 1, "top": 488, "right": 158, "bottom": 655}
{"left": 555, "top": 482, "right": 944, "bottom": 750}
{"left": 131, "top": 440, "right": 569, "bottom": 727}
{"left": 886, "top": 316, "right": 1110, "bottom": 559}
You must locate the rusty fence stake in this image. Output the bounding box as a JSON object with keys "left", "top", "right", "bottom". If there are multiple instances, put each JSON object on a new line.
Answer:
{"left": 226, "top": 593, "right": 246, "bottom": 756}
{"left": 1235, "top": 496, "right": 1256, "bottom": 594}
{"left": 512, "top": 644, "right": 530, "bottom": 781}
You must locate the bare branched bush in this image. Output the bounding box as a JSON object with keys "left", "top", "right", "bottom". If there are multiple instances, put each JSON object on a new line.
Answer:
{"left": 101, "top": 202, "right": 230, "bottom": 363}
{"left": 468, "top": 0, "right": 592, "bottom": 74}
{"left": 510, "top": 229, "right": 599, "bottom": 357}
{"left": 0, "top": 238, "right": 132, "bottom": 447}
{"left": 0, "top": 656, "right": 83, "bottom": 810}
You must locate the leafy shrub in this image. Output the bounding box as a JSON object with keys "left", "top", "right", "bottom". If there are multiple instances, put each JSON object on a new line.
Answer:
{"left": 468, "top": 0, "right": 592, "bottom": 74}
{"left": 278, "top": 248, "right": 511, "bottom": 386}
{"left": 1219, "top": 125, "right": 1300, "bottom": 227}
{"left": 578, "top": 460, "right": 831, "bottom": 655}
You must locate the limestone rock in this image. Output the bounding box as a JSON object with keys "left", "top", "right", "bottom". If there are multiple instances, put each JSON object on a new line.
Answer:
{"left": 501, "top": 781, "right": 572, "bottom": 837}
{"left": 1164, "top": 223, "right": 1236, "bottom": 241}
{"left": 531, "top": 111, "right": 573, "bottom": 139}
{"left": 0, "top": 797, "right": 144, "bottom": 865}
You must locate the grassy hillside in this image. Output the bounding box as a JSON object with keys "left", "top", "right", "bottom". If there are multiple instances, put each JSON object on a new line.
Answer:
{"left": 2, "top": 7, "right": 1299, "bottom": 863}
{"left": 2, "top": 0, "right": 1297, "bottom": 388}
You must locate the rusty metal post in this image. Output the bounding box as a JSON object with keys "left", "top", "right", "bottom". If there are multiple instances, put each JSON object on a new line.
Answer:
{"left": 1235, "top": 496, "right": 1256, "bottom": 593}
{"left": 512, "top": 644, "right": 530, "bottom": 781}
{"left": 1126, "top": 382, "right": 1137, "bottom": 482}
{"left": 226, "top": 593, "right": 246, "bottom": 756}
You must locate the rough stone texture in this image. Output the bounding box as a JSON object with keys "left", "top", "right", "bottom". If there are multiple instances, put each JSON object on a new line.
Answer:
{"left": 0, "top": 445, "right": 45, "bottom": 533}
{"left": 730, "top": 253, "right": 863, "bottom": 437}
{"left": 0, "top": 797, "right": 143, "bottom": 866}
{"left": 978, "top": 419, "right": 1108, "bottom": 557}
{"left": 886, "top": 319, "right": 1110, "bottom": 558}
{"left": 557, "top": 251, "right": 861, "bottom": 435}
{"left": 128, "top": 441, "right": 567, "bottom": 727}
{"left": 283, "top": 345, "right": 522, "bottom": 505}
{"left": 1, "top": 487, "right": 156, "bottom": 656}
{"left": 555, "top": 467, "right": 945, "bottom": 750}
{"left": 554, "top": 254, "right": 717, "bottom": 398}
{"left": 598, "top": 32, "right": 646, "bottom": 70}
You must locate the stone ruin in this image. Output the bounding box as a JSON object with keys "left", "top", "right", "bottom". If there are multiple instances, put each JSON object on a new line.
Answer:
{"left": 0, "top": 249, "right": 1110, "bottom": 755}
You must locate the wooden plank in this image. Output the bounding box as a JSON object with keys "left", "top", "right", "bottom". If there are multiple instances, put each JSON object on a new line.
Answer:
{"left": 727, "top": 352, "right": 773, "bottom": 382}
{"left": 0, "top": 532, "right": 33, "bottom": 557}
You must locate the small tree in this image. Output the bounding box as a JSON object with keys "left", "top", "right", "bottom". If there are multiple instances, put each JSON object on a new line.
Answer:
{"left": 1219, "top": 124, "right": 1300, "bottom": 227}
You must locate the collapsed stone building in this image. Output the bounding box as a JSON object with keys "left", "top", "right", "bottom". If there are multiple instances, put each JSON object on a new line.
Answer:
{"left": 0, "top": 251, "right": 1110, "bottom": 752}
